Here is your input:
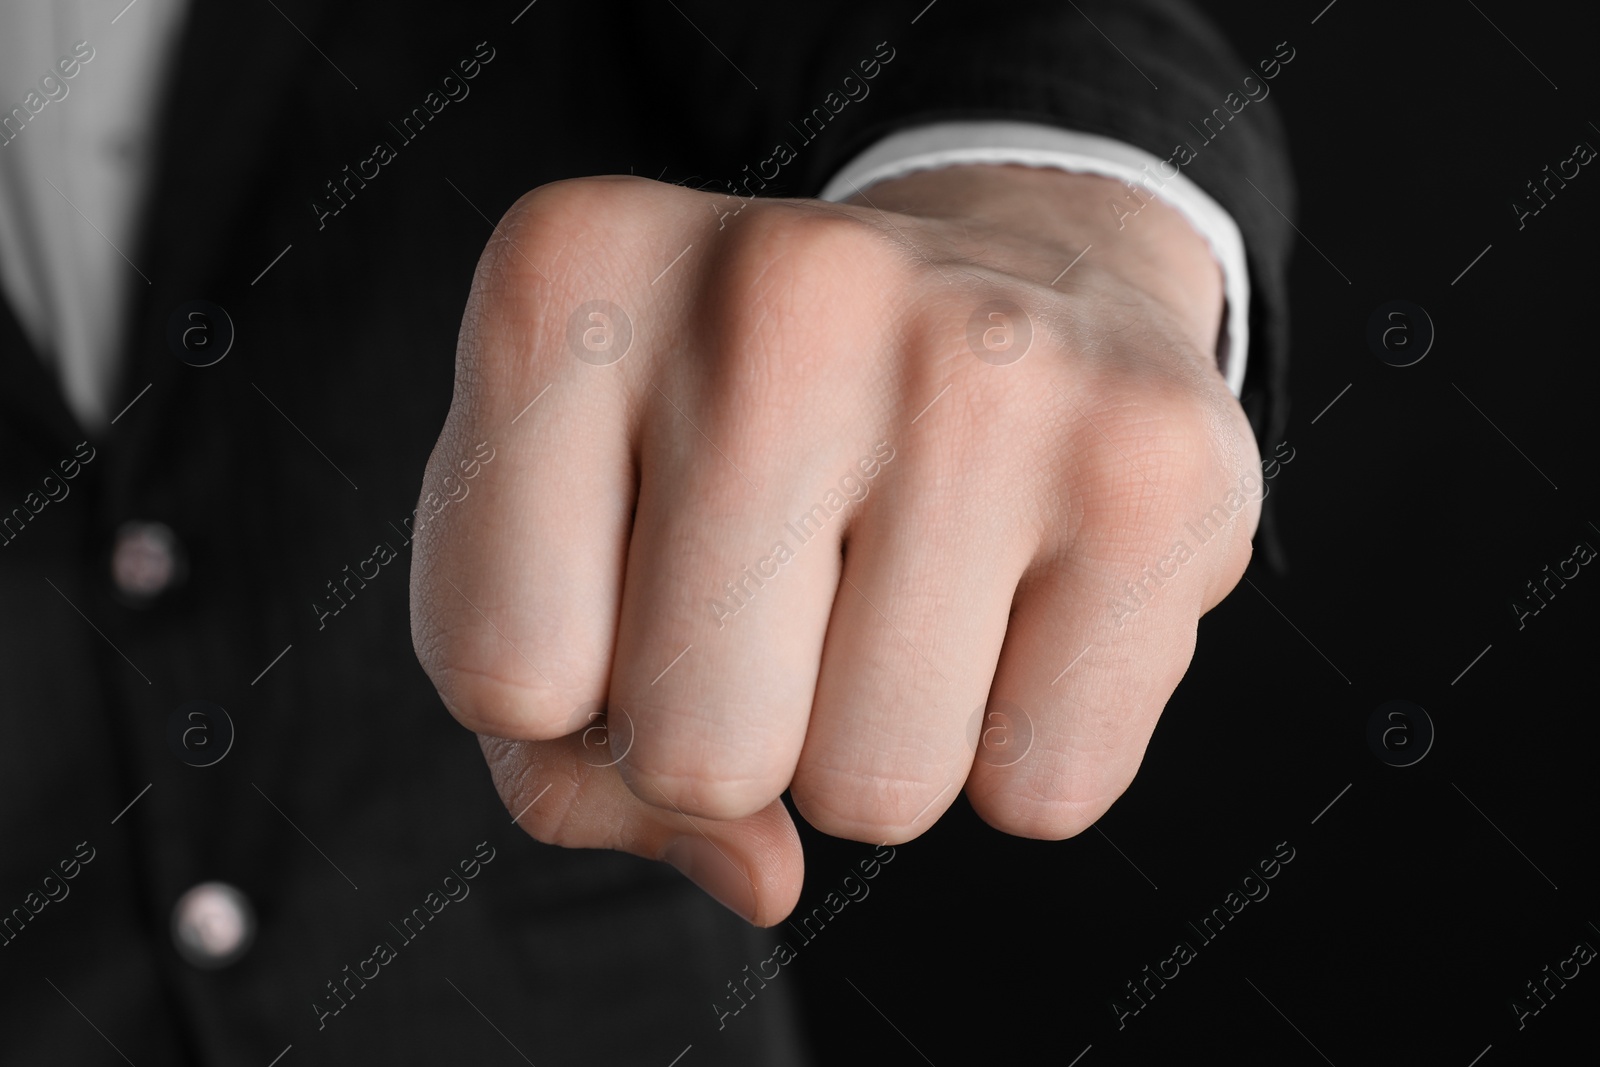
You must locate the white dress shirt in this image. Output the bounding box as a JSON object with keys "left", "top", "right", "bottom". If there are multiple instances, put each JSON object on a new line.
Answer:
{"left": 0, "top": 0, "right": 187, "bottom": 429}
{"left": 0, "top": 2, "right": 1247, "bottom": 431}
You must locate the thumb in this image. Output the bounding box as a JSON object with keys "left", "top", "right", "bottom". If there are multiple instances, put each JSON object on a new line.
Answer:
{"left": 478, "top": 731, "right": 804, "bottom": 927}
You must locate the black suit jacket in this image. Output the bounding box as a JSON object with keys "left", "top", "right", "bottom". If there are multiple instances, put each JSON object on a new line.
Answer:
{"left": 0, "top": 2, "right": 1293, "bottom": 1061}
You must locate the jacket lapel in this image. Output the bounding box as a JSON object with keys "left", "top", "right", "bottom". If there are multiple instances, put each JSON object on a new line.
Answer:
{"left": 108, "top": 1, "right": 343, "bottom": 459}
{"left": 0, "top": 291, "right": 82, "bottom": 451}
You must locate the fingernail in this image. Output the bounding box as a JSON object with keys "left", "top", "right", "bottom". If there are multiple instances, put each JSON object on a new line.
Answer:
{"left": 664, "top": 837, "right": 758, "bottom": 924}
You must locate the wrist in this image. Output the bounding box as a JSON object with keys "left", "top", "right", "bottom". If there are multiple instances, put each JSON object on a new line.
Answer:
{"left": 842, "top": 163, "right": 1226, "bottom": 367}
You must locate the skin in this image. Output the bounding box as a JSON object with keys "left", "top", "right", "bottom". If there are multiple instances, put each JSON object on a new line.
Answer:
{"left": 410, "top": 164, "right": 1261, "bottom": 926}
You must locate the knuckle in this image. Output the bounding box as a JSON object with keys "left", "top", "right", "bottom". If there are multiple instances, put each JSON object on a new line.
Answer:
{"left": 1089, "top": 385, "right": 1211, "bottom": 477}
{"left": 466, "top": 176, "right": 654, "bottom": 338}
{"left": 966, "top": 714, "right": 1153, "bottom": 839}
{"left": 410, "top": 552, "right": 611, "bottom": 742}
{"left": 1069, "top": 387, "right": 1221, "bottom": 533}
{"left": 790, "top": 764, "right": 953, "bottom": 845}
{"left": 710, "top": 207, "right": 901, "bottom": 380}
{"left": 501, "top": 175, "right": 647, "bottom": 251}
{"left": 622, "top": 764, "right": 780, "bottom": 822}
{"left": 475, "top": 182, "right": 586, "bottom": 290}
{"left": 421, "top": 649, "right": 586, "bottom": 740}
{"left": 726, "top": 204, "right": 888, "bottom": 280}
{"left": 967, "top": 769, "right": 1128, "bottom": 840}
{"left": 615, "top": 703, "right": 791, "bottom": 820}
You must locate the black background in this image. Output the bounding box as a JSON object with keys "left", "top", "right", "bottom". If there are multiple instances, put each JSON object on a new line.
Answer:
{"left": 791, "top": 2, "right": 1599, "bottom": 1064}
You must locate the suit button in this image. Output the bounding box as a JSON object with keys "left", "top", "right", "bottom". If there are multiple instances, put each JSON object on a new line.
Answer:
{"left": 172, "top": 882, "right": 254, "bottom": 968}
{"left": 111, "top": 521, "right": 185, "bottom": 603}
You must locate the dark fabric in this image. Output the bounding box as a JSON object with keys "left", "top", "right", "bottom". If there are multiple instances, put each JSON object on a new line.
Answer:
{"left": 0, "top": 1, "right": 1293, "bottom": 1062}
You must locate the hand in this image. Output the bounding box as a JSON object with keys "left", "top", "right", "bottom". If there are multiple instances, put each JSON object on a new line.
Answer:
{"left": 410, "top": 164, "right": 1260, "bottom": 925}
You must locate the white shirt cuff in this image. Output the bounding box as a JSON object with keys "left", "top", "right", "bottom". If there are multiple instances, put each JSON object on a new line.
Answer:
{"left": 817, "top": 120, "right": 1250, "bottom": 398}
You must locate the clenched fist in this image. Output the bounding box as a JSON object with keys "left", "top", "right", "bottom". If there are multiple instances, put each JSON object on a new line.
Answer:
{"left": 410, "top": 164, "right": 1261, "bottom": 925}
